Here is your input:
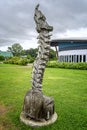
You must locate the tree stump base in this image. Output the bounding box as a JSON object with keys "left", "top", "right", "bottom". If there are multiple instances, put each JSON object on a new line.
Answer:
{"left": 20, "top": 111, "right": 57, "bottom": 127}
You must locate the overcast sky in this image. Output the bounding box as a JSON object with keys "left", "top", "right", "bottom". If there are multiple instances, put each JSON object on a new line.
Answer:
{"left": 0, "top": 0, "right": 87, "bottom": 51}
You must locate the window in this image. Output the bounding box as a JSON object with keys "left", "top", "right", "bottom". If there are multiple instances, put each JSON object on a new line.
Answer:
{"left": 83, "top": 55, "right": 86, "bottom": 62}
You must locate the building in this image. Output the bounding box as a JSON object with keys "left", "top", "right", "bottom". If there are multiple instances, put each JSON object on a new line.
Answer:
{"left": 50, "top": 39, "right": 87, "bottom": 62}
{"left": 0, "top": 51, "right": 13, "bottom": 58}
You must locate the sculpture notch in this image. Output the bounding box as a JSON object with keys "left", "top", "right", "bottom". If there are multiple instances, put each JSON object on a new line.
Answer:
{"left": 20, "top": 4, "right": 57, "bottom": 127}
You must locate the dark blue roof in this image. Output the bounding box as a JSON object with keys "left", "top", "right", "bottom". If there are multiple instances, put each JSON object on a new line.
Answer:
{"left": 50, "top": 39, "right": 87, "bottom": 51}
{"left": 50, "top": 39, "right": 87, "bottom": 46}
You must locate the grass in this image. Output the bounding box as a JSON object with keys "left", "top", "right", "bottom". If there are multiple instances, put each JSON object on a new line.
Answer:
{"left": 0, "top": 64, "right": 87, "bottom": 130}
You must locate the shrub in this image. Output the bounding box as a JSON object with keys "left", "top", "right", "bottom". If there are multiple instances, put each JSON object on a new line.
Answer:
{"left": 4, "top": 56, "right": 34, "bottom": 66}
{"left": 18, "top": 58, "right": 29, "bottom": 65}
{"left": 27, "top": 55, "right": 35, "bottom": 63}
{"left": 0, "top": 55, "right": 5, "bottom": 61}
{"left": 4, "top": 57, "right": 20, "bottom": 64}
{"left": 46, "top": 61, "right": 87, "bottom": 70}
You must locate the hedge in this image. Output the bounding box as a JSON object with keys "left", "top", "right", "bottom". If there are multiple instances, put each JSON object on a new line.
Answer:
{"left": 46, "top": 61, "right": 87, "bottom": 70}
{"left": 4, "top": 56, "right": 34, "bottom": 66}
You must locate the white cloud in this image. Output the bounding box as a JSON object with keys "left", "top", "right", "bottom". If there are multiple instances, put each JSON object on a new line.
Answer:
{"left": 53, "top": 27, "right": 87, "bottom": 39}
{"left": 0, "top": 46, "right": 9, "bottom": 51}
{"left": 22, "top": 38, "right": 38, "bottom": 50}
{"left": 0, "top": 38, "right": 38, "bottom": 51}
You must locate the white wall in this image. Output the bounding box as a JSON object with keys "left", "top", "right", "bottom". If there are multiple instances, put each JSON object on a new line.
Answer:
{"left": 59, "top": 49, "right": 87, "bottom": 62}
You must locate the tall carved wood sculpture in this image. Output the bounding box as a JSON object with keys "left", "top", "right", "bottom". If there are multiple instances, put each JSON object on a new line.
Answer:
{"left": 20, "top": 4, "right": 57, "bottom": 126}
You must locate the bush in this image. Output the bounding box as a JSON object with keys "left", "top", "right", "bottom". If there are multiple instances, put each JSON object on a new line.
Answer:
{"left": 4, "top": 57, "right": 20, "bottom": 64}
{"left": 27, "top": 55, "right": 35, "bottom": 63}
{"left": 0, "top": 55, "right": 5, "bottom": 61}
{"left": 46, "top": 61, "right": 87, "bottom": 70}
{"left": 18, "top": 58, "right": 29, "bottom": 65}
{"left": 4, "top": 56, "right": 34, "bottom": 66}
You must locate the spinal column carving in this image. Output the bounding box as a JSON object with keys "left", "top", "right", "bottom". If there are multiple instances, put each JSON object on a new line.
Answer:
{"left": 22, "top": 4, "right": 55, "bottom": 121}
{"left": 32, "top": 4, "right": 53, "bottom": 91}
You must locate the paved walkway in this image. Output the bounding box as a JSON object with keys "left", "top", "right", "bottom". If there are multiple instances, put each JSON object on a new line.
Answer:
{"left": 0, "top": 63, "right": 33, "bottom": 68}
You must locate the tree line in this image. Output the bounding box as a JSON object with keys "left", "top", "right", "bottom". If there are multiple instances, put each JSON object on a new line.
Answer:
{"left": 8, "top": 43, "right": 56, "bottom": 60}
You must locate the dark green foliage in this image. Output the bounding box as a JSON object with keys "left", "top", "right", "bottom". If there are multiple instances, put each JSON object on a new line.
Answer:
{"left": 22, "top": 48, "right": 38, "bottom": 58}
{"left": 47, "top": 61, "right": 87, "bottom": 70}
{"left": 49, "top": 49, "right": 56, "bottom": 60}
{"left": 27, "top": 48, "right": 38, "bottom": 58}
{"left": 22, "top": 48, "right": 56, "bottom": 60}
{"left": 0, "top": 55, "right": 5, "bottom": 61}
{"left": 27, "top": 54, "right": 35, "bottom": 63}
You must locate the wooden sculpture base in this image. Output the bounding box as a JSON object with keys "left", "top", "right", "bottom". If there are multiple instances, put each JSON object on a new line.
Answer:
{"left": 20, "top": 112, "right": 57, "bottom": 127}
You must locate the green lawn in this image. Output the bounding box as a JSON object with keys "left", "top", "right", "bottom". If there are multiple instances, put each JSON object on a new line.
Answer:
{"left": 0, "top": 64, "right": 87, "bottom": 130}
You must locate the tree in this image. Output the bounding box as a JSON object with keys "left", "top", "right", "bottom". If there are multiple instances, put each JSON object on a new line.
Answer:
{"left": 23, "top": 48, "right": 38, "bottom": 58}
{"left": 8, "top": 43, "right": 23, "bottom": 56}
{"left": 49, "top": 49, "right": 56, "bottom": 59}
{"left": 0, "top": 55, "right": 5, "bottom": 61}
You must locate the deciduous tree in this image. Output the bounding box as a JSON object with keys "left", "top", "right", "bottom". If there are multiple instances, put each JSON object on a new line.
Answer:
{"left": 8, "top": 43, "right": 23, "bottom": 56}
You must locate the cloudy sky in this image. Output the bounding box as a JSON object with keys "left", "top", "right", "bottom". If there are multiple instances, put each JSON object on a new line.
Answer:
{"left": 0, "top": 0, "right": 87, "bottom": 51}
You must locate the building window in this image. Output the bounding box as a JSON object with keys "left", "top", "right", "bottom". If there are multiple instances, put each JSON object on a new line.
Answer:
{"left": 59, "top": 54, "right": 86, "bottom": 62}
{"left": 83, "top": 55, "right": 86, "bottom": 62}
{"left": 77, "top": 55, "right": 78, "bottom": 62}
{"left": 80, "top": 55, "right": 82, "bottom": 62}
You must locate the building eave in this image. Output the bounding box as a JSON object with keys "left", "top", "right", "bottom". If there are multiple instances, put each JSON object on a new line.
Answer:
{"left": 50, "top": 39, "right": 87, "bottom": 47}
